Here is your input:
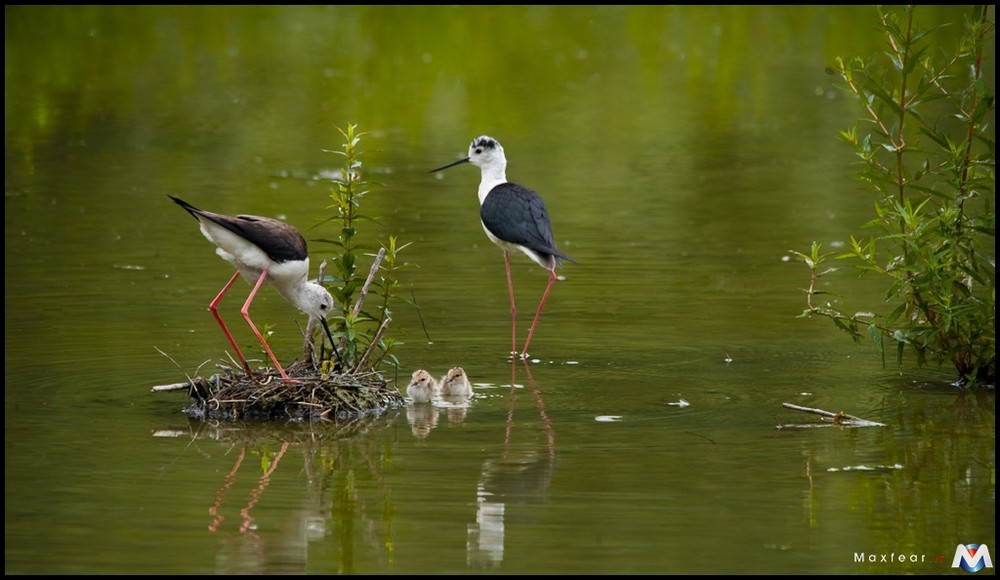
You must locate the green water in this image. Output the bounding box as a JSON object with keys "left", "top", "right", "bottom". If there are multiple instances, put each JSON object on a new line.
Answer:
{"left": 5, "top": 5, "right": 994, "bottom": 574}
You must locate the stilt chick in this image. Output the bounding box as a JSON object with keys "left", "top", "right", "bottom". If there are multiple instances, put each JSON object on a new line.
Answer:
{"left": 439, "top": 367, "right": 473, "bottom": 398}
{"left": 406, "top": 369, "right": 439, "bottom": 403}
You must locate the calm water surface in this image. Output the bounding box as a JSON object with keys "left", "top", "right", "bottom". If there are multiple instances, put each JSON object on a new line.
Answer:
{"left": 5, "top": 6, "right": 994, "bottom": 575}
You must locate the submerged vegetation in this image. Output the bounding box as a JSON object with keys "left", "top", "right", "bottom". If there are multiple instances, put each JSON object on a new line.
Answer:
{"left": 795, "top": 6, "right": 995, "bottom": 388}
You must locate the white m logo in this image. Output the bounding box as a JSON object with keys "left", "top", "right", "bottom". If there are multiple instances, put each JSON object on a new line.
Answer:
{"left": 952, "top": 544, "right": 993, "bottom": 572}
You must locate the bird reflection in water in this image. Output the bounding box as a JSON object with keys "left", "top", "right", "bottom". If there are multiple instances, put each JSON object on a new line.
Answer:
{"left": 398, "top": 360, "right": 556, "bottom": 568}
{"left": 467, "top": 359, "right": 555, "bottom": 569}
{"left": 406, "top": 403, "right": 440, "bottom": 440}
{"left": 207, "top": 442, "right": 292, "bottom": 535}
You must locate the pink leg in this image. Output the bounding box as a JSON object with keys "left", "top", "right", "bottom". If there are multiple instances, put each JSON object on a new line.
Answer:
{"left": 504, "top": 251, "right": 518, "bottom": 356}
{"left": 241, "top": 270, "right": 290, "bottom": 380}
{"left": 209, "top": 271, "right": 252, "bottom": 375}
{"left": 520, "top": 270, "right": 557, "bottom": 359}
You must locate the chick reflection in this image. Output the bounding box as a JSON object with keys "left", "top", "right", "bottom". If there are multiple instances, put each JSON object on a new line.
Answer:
{"left": 406, "top": 403, "right": 440, "bottom": 439}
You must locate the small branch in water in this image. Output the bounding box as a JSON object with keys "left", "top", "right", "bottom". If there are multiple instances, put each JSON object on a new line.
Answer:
{"left": 777, "top": 402, "right": 885, "bottom": 429}
{"left": 150, "top": 382, "right": 190, "bottom": 393}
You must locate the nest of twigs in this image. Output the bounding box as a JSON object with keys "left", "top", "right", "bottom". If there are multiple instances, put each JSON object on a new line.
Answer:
{"left": 154, "top": 249, "right": 410, "bottom": 421}
{"left": 154, "top": 360, "right": 406, "bottom": 422}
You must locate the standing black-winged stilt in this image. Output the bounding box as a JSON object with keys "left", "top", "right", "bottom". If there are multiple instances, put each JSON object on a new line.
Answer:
{"left": 169, "top": 195, "right": 342, "bottom": 380}
{"left": 430, "top": 136, "right": 576, "bottom": 358}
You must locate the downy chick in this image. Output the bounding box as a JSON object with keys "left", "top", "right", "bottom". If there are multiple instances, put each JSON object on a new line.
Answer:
{"left": 405, "top": 369, "right": 439, "bottom": 403}
{"left": 439, "top": 366, "right": 473, "bottom": 398}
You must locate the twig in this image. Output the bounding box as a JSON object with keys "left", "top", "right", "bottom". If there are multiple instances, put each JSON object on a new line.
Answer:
{"left": 779, "top": 403, "right": 885, "bottom": 428}
{"left": 350, "top": 317, "right": 391, "bottom": 374}
{"left": 151, "top": 382, "right": 191, "bottom": 393}
{"left": 782, "top": 403, "right": 866, "bottom": 422}
{"left": 352, "top": 247, "right": 386, "bottom": 319}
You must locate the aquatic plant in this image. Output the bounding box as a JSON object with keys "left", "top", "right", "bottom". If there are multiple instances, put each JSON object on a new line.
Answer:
{"left": 795, "top": 6, "right": 995, "bottom": 388}
{"left": 313, "top": 124, "right": 413, "bottom": 375}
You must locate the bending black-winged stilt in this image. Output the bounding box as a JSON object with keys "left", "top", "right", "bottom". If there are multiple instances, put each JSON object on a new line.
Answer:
{"left": 169, "top": 195, "right": 341, "bottom": 380}
{"left": 430, "top": 136, "right": 576, "bottom": 358}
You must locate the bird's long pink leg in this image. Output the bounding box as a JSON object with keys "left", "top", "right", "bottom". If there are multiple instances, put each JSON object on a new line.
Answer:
{"left": 241, "top": 270, "right": 290, "bottom": 380}
{"left": 520, "top": 270, "right": 557, "bottom": 359}
{"left": 504, "top": 251, "right": 518, "bottom": 356}
{"left": 209, "top": 271, "right": 253, "bottom": 375}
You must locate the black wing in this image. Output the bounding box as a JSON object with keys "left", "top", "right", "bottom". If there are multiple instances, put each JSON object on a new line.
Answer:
{"left": 170, "top": 195, "right": 307, "bottom": 263}
{"left": 480, "top": 183, "right": 575, "bottom": 264}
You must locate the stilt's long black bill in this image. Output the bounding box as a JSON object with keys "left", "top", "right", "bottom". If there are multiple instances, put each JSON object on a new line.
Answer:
{"left": 320, "top": 317, "right": 345, "bottom": 370}
{"left": 429, "top": 157, "right": 470, "bottom": 173}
